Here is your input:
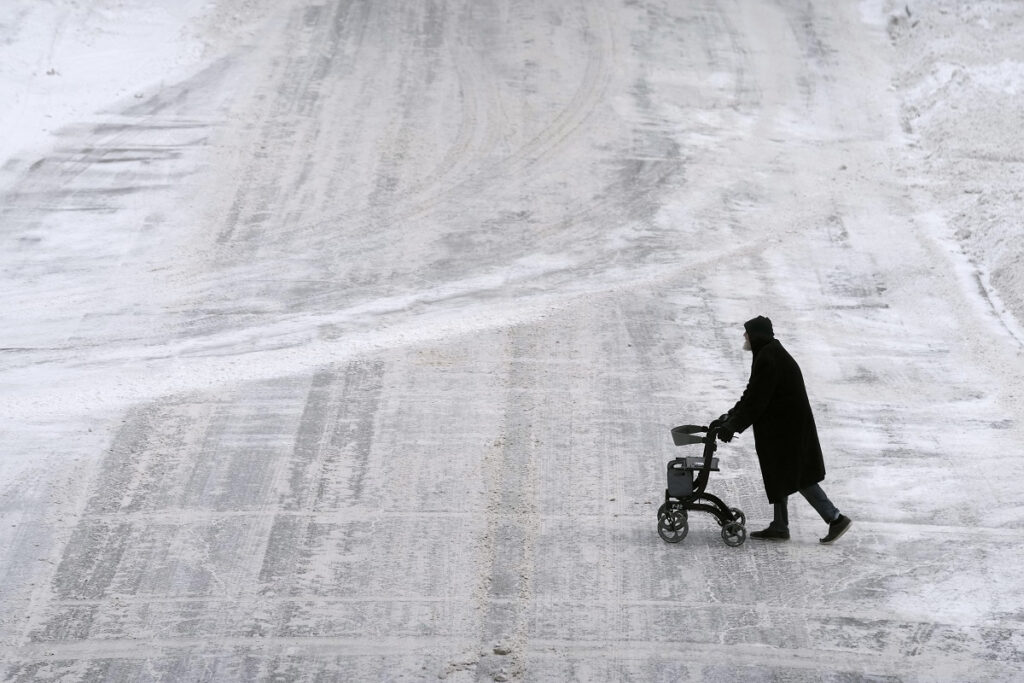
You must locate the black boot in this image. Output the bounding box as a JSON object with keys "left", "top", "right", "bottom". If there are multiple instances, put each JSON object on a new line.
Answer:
{"left": 820, "top": 515, "right": 852, "bottom": 544}
{"left": 750, "top": 525, "right": 789, "bottom": 541}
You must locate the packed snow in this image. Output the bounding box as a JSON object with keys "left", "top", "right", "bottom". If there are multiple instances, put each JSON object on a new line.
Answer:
{"left": 1, "top": 0, "right": 1023, "bottom": 680}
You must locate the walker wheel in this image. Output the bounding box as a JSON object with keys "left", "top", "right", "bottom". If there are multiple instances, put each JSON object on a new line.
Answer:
{"left": 729, "top": 507, "right": 746, "bottom": 527}
{"left": 721, "top": 521, "right": 746, "bottom": 547}
{"left": 657, "top": 503, "right": 669, "bottom": 523}
{"left": 658, "top": 511, "right": 689, "bottom": 543}
{"left": 657, "top": 503, "right": 686, "bottom": 524}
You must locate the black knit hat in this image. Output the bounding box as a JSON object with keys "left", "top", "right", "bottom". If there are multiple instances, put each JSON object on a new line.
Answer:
{"left": 744, "top": 315, "right": 774, "bottom": 341}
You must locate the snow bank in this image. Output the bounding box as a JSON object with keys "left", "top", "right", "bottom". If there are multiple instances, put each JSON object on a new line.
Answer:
{"left": 0, "top": 0, "right": 279, "bottom": 169}
{"left": 0, "top": 1, "right": 210, "bottom": 167}
{"left": 889, "top": 0, "right": 1024, "bottom": 337}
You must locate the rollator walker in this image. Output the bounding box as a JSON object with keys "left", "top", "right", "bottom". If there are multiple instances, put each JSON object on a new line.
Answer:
{"left": 657, "top": 424, "right": 747, "bottom": 547}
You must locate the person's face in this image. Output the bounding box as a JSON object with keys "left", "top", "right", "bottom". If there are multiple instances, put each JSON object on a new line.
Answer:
{"left": 743, "top": 331, "right": 751, "bottom": 351}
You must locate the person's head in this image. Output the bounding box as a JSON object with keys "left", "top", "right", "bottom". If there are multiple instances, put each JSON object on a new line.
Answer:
{"left": 743, "top": 315, "right": 774, "bottom": 352}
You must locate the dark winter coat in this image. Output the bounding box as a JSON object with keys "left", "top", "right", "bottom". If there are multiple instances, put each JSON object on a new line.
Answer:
{"left": 728, "top": 320, "right": 826, "bottom": 504}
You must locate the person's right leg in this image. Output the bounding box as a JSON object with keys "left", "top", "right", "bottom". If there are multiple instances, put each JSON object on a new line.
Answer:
{"left": 751, "top": 496, "right": 791, "bottom": 540}
{"left": 772, "top": 499, "right": 789, "bottom": 532}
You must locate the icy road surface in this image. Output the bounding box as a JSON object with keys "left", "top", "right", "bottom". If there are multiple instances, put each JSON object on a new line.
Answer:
{"left": 2, "top": 0, "right": 1024, "bottom": 680}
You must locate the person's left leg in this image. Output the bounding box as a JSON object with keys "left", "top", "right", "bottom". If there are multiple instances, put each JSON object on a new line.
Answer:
{"left": 800, "top": 483, "right": 852, "bottom": 544}
{"left": 799, "top": 483, "right": 839, "bottom": 524}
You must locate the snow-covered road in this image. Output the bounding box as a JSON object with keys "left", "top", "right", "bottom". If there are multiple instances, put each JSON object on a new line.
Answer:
{"left": 2, "top": 0, "right": 1023, "bottom": 680}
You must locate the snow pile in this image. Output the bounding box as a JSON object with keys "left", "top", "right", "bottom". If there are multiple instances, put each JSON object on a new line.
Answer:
{"left": 0, "top": 0, "right": 205, "bottom": 167}
{"left": 890, "top": 0, "right": 1024, "bottom": 335}
{"left": 0, "top": 0, "right": 276, "bottom": 169}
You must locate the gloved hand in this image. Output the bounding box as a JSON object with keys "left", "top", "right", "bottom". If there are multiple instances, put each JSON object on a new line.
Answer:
{"left": 717, "top": 421, "right": 736, "bottom": 443}
{"left": 709, "top": 413, "right": 730, "bottom": 429}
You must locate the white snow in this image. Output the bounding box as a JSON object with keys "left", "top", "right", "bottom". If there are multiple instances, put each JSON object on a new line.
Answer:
{"left": 0, "top": 0, "right": 211, "bottom": 167}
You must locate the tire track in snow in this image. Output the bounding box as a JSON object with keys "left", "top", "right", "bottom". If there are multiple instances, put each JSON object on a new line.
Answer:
{"left": 470, "top": 325, "right": 543, "bottom": 680}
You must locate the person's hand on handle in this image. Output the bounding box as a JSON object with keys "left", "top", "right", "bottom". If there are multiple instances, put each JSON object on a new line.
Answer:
{"left": 717, "top": 421, "right": 736, "bottom": 443}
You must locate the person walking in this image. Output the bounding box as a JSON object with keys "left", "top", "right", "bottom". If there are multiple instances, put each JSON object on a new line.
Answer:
{"left": 713, "top": 316, "right": 851, "bottom": 544}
